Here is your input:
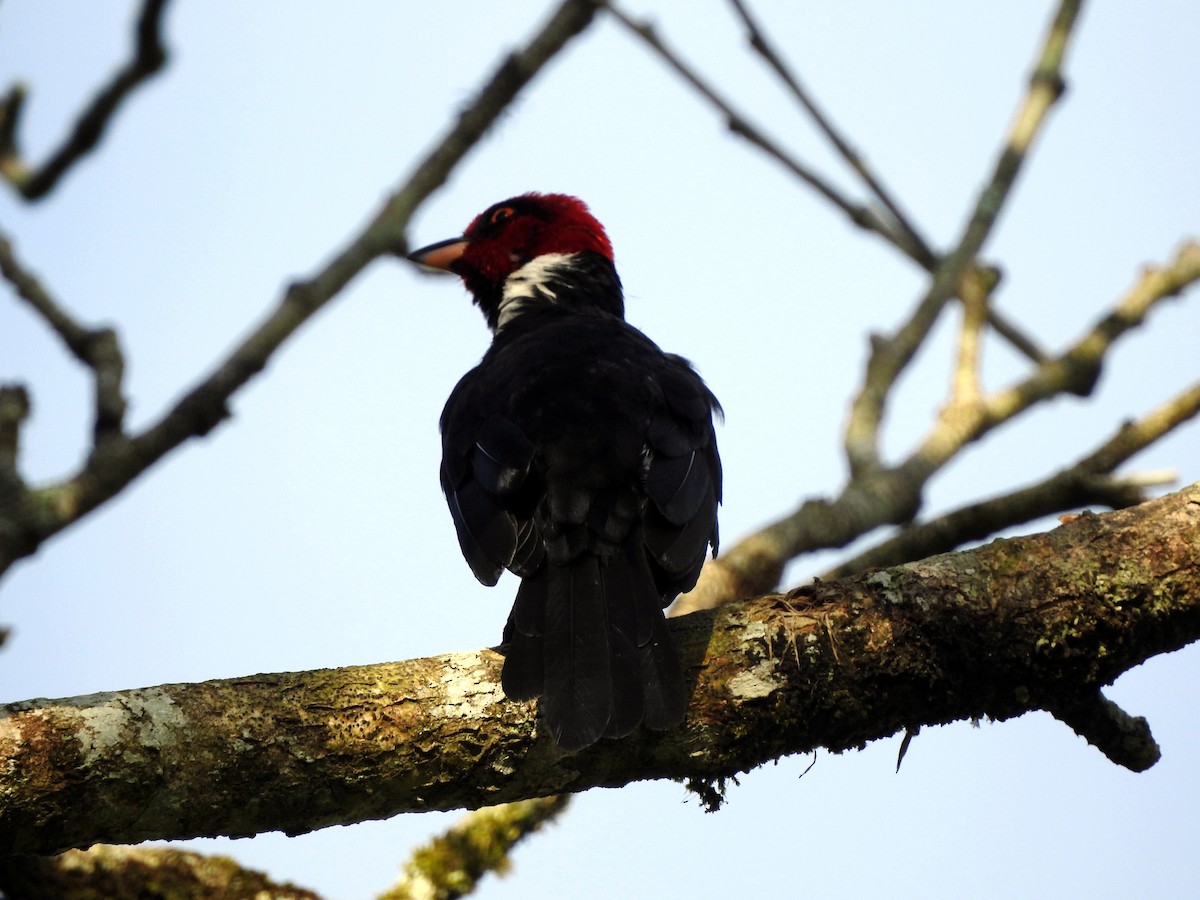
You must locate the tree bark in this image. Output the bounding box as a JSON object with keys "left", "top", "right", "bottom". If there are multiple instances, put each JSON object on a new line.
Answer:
{"left": 2, "top": 485, "right": 1197, "bottom": 856}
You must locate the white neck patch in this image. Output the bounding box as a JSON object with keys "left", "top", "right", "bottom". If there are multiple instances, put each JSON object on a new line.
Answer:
{"left": 497, "top": 253, "right": 573, "bottom": 330}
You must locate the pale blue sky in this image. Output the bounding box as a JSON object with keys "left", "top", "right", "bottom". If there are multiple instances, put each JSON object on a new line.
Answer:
{"left": 2, "top": 3, "right": 1199, "bottom": 898}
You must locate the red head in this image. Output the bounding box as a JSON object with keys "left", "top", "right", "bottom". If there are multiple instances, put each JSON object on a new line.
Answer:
{"left": 408, "top": 193, "right": 614, "bottom": 303}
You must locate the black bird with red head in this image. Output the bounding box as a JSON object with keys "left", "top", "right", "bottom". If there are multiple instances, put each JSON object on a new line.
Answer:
{"left": 409, "top": 193, "right": 721, "bottom": 751}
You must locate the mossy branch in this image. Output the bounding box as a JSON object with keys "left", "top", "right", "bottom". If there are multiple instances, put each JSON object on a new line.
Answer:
{"left": 2, "top": 485, "right": 1197, "bottom": 857}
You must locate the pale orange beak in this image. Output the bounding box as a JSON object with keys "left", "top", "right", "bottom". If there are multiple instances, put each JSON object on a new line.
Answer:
{"left": 407, "top": 237, "right": 469, "bottom": 273}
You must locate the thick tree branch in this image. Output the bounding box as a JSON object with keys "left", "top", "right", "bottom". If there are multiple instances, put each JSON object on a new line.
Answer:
{"left": 2, "top": 486, "right": 1197, "bottom": 856}
{"left": 0, "top": 0, "right": 172, "bottom": 201}
{"left": 0, "top": 0, "right": 601, "bottom": 579}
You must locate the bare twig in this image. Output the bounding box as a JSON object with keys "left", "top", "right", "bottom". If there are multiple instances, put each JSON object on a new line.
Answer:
{"left": 0, "top": 386, "right": 31, "bottom": 477}
{"left": 676, "top": 234, "right": 1198, "bottom": 614}
{"left": 1049, "top": 691, "right": 1160, "bottom": 773}
{"left": 988, "top": 305, "right": 1050, "bottom": 363}
{"left": 0, "top": 0, "right": 172, "bottom": 200}
{"left": 604, "top": 3, "right": 907, "bottom": 250}
{"left": 975, "top": 240, "right": 1200, "bottom": 429}
{"left": 843, "top": 0, "right": 1084, "bottom": 475}
{"left": 822, "top": 378, "right": 1200, "bottom": 580}
{"left": 951, "top": 265, "right": 994, "bottom": 404}
{"left": 0, "top": 0, "right": 602, "bottom": 578}
{"left": 0, "top": 233, "right": 128, "bottom": 444}
{"left": 620, "top": 1, "right": 1047, "bottom": 365}
{"left": 726, "top": 0, "right": 936, "bottom": 269}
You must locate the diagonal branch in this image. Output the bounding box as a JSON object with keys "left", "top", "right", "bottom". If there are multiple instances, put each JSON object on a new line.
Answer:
{"left": 380, "top": 797, "right": 570, "bottom": 900}
{"left": 2, "top": 486, "right": 1196, "bottom": 855}
{"left": 0, "top": 233, "right": 129, "bottom": 444}
{"left": 0, "top": 0, "right": 173, "bottom": 201}
{"left": 677, "top": 235, "right": 1198, "bottom": 613}
{"left": 843, "top": 0, "right": 1084, "bottom": 474}
{"left": 604, "top": 3, "right": 906, "bottom": 252}
{"left": 726, "top": 0, "right": 936, "bottom": 269}
{"left": 0, "top": 0, "right": 602, "bottom": 579}
{"left": 822, "top": 378, "right": 1200, "bottom": 580}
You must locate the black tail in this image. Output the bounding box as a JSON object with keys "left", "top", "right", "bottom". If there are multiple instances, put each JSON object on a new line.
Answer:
{"left": 501, "top": 537, "right": 685, "bottom": 751}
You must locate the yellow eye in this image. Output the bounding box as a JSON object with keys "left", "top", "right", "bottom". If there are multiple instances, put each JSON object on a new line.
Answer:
{"left": 490, "top": 206, "right": 515, "bottom": 225}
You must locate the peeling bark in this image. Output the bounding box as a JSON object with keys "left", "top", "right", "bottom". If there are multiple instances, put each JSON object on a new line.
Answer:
{"left": 1, "top": 485, "right": 1198, "bottom": 856}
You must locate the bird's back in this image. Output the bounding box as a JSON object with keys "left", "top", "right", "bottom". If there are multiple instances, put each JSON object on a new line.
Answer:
{"left": 440, "top": 308, "right": 721, "bottom": 749}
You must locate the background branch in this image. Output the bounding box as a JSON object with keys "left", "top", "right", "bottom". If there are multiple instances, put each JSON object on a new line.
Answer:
{"left": 844, "top": 0, "right": 1083, "bottom": 473}
{"left": 727, "top": 0, "right": 936, "bottom": 268}
{"left": 822, "top": 378, "right": 1200, "bottom": 579}
{"left": 0, "top": 233, "right": 128, "bottom": 444}
{"left": 0, "top": 844, "right": 322, "bottom": 900}
{"left": 0, "top": 0, "right": 172, "bottom": 200}
{"left": 676, "top": 237, "right": 1200, "bottom": 613}
{"left": 605, "top": 2, "right": 902, "bottom": 252}
{"left": 0, "top": 0, "right": 602, "bottom": 578}
{"left": 381, "top": 797, "right": 570, "bottom": 900}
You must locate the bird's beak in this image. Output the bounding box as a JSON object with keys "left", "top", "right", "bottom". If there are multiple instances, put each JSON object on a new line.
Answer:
{"left": 407, "top": 236, "right": 469, "bottom": 273}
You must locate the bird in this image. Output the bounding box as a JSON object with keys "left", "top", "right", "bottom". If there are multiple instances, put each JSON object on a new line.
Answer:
{"left": 408, "top": 193, "right": 721, "bottom": 751}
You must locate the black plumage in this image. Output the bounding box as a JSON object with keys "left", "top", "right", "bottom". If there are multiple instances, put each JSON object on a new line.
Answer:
{"left": 411, "top": 194, "right": 721, "bottom": 751}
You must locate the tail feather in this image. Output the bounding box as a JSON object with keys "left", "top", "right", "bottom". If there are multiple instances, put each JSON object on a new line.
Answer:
{"left": 501, "top": 575, "right": 545, "bottom": 702}
{"left": 501, "top": 537, "right": 687, "bottom": 750}
{"left": 620, "top": 537, "right": 685, "bottom": 730}
{"left": 641, "top": 614, "right": 685, "bottom": 730}
{"left": 542, "top": 557, "right": 613, "bottom": 751}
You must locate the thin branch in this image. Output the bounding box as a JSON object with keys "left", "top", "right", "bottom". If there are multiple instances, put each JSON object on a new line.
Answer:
{"left": 988, "top": 304, "right": 1050, "bottom": 363}
{"left": 604, "top": 3, "right": 907, "bottom": 252}
{"left": 0, "top": 0, "right": 602, "bottom": 579}
{"left": 2, "top": 486, "right": 1198, "bottom": 855}
{"left": 951, "top": 264, "right": 993, "bottom": 404}
{"left": 0, "top": 233, "right": 128, "bottom": 444}
{"left": 726, "top": 0, "right": 936, "bottom": 269}
{"left": 1049, "top": 691, "right": 1160, "bottom": 773}
{"left": 380, "top": 797, "right": 570, "bottom": 900}
{"left": 0, "top": 385, "right": 30, "bottom": 477}
{"left": 0, "top": 0, "right": 172, "bottom": 200}
{"left": 821, "top": 378, "right": 1200, "bottom": 580}
{"left": 979, "top": 240, "right": 1200, "bottom": 421}
{"left": 621, "top": 1, "right": 1047, "bottom": 365}
{"left": 843, "top": 0, "right": 1084, "bottom": 474}
{"left": 676, "top": 235, "right": 1199, "bottom": 614}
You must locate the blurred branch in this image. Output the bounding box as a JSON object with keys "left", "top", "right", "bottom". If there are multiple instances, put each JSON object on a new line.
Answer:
{"left": 0, "top": 844, "right": 322, "bottom": 900}
{"left": 821, "top": 378, "right": 1200, "bottom": 580}
{"left": 381, "top": 796, "right": 570, "bottom": 900}
{"left": 677, "top": 236, "right": 1198, "bottom": 613}
{"left": 843, "top": 0, "right": 1083, "bottom": 474}
{"left": 604, "top": 3, "right": 907, "bottom": 252}
{"left": 0, "top": 0, "right": 602, "bottom": 579}
{"left": 672, "top": 0, "right": 1127, "bottom": 612}
{"left": 3, "top": 486, "right": 1197, "bottom": 854}
{"left": 726, "top": 0, "right": 936, "bottom": 269}
{"left": 0, "top": 0, "right": 172, "bottom": 201}
{"left": 613, "top": 0, "right": 1047, "bottom": 365}
{"left": 0, "top": 233, "right": 129, "bottom": 444}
